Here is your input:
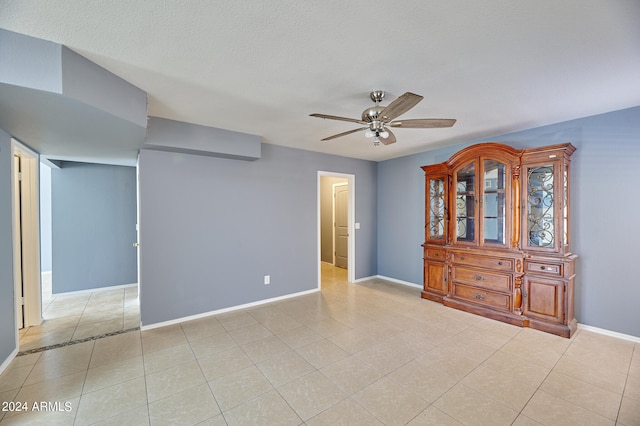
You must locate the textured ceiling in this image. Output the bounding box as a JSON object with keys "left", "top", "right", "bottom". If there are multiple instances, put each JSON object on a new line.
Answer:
{"left": 1, "top": 0, "right": 639, "bottom": 163}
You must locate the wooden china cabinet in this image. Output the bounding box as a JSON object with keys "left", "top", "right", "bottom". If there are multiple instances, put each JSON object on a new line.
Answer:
{"left": 421, "top": 142, "right": 577, "bottom": 337}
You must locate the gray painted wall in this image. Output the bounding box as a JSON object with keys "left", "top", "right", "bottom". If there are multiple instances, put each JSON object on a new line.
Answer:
{"left": 51, "top": 162, "right": 137, "bottom": 293}
{"left": 40, "top": 163, "right": 52, "bottom": 271}
{"left": 61, "top": 46, "right": 148, "bottom": 128}
{"left": 377, "top": 106, "right": 640, "bottom": 337}
{"left": 0, "top": 29, "right": 62, "bottom": 93}
{"left": 0, "top": 29, "right": 147, "bottom": 167}
{"left": 146, "top": 117, "right": 261, "bottom": 161}
{"left": 138, "top": 143, "right": 377, "bottom": 325}
{"left": 0, "top": 129, "right": 16, "bottom": 363}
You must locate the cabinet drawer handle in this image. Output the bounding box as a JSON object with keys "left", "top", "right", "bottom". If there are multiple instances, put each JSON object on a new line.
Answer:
{"left": 474, "top": 293, "right": 485, "bottom": 300}
{"left": 460, "top": 256, "right": 465, "bottom": 260}
{"left": 474, "top": 275, "right": 485, "bottom": 281}
{"left": 497, "top": 261, "right": 503, "bottom": 266}
{"left": 540, "top": 266, "right": 546, "bottom": 270}
{"left": 434, "top": 253, "right": 439, "bottom": 257}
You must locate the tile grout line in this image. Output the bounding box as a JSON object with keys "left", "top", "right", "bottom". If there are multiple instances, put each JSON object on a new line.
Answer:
{"left": 16, "top": 327, "right": 141, "bottom": 357}
{"left": 615, "top": 343, "right": 636, "bottom": 425}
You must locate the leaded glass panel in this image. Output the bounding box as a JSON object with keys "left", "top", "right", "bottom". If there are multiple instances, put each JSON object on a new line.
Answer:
{"left": 429, "top": 178, "right": 446, "bottom": 240}
{"left": 527, "top": 165, "right": 555, "bottom": 248}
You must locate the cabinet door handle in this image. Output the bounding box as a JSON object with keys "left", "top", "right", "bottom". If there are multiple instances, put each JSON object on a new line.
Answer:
{"left": 474, "top": 275, "right": 485, "bottom": 281}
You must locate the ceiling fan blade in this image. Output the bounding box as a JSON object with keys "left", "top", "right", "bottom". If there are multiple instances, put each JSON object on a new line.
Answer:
{"left": 310, "top": 113, "right": 366, "bottom": 125}
{"left": 380, "top": 92, "right": 424, "bottom": 121}
{"left": 321, "top": 127, "right": 368, "bottom": 141}
{"left": 380, "top": 129, "right": 397, "bottom": 145}
{"left": 389, "top": 118, "right": 457, "bottom": 128}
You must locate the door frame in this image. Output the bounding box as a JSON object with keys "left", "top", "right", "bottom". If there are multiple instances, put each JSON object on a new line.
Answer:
{"left": 317, "top": 171, "right": 355, "bottom": 286}
{"left": 11, "top": 138, "right": 42, "bottom": 336}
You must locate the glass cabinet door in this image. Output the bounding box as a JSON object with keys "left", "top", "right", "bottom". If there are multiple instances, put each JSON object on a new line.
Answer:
{"left": 525, "top": 165, "right": 555, "bottom": 249}
{"left": 427, "top": 176, "right": 447, "bottom": 242}
{"left": 483, "top": 160, "right": 506, "bottom": 245}
{"left": 455, "top": 162, "right": 476, "bottom": 243}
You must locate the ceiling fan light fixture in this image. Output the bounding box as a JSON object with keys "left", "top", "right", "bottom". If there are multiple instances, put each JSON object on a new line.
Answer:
{"left": 379, "top": 130, "right": 389, "bottom": 138}
{"left": 364, "top": 129, "right": 374, "bottom": 138}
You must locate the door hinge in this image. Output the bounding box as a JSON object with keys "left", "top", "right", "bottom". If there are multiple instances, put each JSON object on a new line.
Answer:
{"left": 17, "top": 172, "right": 22, "bottom": 181}
{"left": 20, "top": 297, "right": 25, "bottom": 306}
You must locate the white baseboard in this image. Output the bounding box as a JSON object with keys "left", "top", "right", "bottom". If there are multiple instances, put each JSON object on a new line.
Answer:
{"left": 354, "top": 274, "right": 421, "bottom": 289}
{"left": 352, "top": 275, "right": 377, "bottom": 283}
{"left": 577, "top": 323, "right": 640, "bottom": 343}
{"left": 366, "top": 276, "right": 640, "bottom": 342}
{"left": 53, "top": 282, "right": 138, "bottom": 297}
{"left": 0, "top": 347, "right": 18, "bottom": 376}
{"left": 373, "top": 275, "right": 423, "bottom": 289}
{"left": 141, "top": 288, "right": 320, "bottom": 331}
{"left": 138, "top": 273, "right": 640, "bottom": 342}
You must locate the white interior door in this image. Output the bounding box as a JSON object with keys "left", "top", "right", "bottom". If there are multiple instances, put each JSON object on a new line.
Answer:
{"left": 12, "top": 155, "right": 24, "bottom": 329}
{"left": 333, "top": 183, "right": 348, "bottom": 269}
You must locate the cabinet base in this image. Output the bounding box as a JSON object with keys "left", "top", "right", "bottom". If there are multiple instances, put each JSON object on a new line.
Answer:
{"left": 421, "top": 291, "right": 444, "bottom": 303}
{"left": 529, "top": 317, "right": 577, "bottom": 338}
{"left": 443, "top": 297, "right": 529, "bottom": 328}
{"left": 437, "top": 297, "right": 577, "bottom": 338}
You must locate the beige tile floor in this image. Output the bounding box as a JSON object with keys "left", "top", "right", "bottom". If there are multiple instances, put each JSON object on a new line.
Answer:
{"left": 1, "top": 263, "right": 639, "bottom": 425}
{"left": 17, "top": 272, "right": 141, "bottom": 353}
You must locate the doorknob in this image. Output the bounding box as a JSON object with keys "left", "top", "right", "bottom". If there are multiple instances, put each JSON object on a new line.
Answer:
{"left": 133, "top": 242, "right": 140, "bottom": 247}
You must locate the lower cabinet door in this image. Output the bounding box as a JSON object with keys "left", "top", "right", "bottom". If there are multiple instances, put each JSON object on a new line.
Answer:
{"left": 523, "top": 276, "right": 565, "bottom": 323}
{"left": 425, "top": 261, "right": 447, "bottom": 295}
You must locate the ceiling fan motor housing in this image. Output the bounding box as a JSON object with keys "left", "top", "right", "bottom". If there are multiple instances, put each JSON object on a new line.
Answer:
{"left": 362, "top": 106, "right": 385, "bottom": 131}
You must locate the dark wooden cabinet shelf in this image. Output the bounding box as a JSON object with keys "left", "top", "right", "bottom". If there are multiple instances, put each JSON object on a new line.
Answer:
{"left": 421, "top": 142, "right": 577, "bottom": 337}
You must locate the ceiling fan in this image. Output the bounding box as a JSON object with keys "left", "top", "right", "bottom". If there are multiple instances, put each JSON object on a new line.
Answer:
{"left": 310, "top": 90, "right": 456, "bottom": 146}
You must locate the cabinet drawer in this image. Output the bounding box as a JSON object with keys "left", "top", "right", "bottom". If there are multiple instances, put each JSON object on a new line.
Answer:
{"left": 525, "top": 260, "right": 562, "bottom": 277}
{"left": 452, "top": 283, "right": 511, "bottom": 311}
{"left": 426, "top": 247, "right": 446, "bottom": 261}
{"left": 451, "top": 253, "right": 514, "bottom": 272}
{"left": 451, "top": 267, "right": 511, "bottom": 292}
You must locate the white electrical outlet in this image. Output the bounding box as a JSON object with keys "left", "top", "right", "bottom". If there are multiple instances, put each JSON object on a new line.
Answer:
{"left": 264, "top": 275, "right": 270, "bottom": 285}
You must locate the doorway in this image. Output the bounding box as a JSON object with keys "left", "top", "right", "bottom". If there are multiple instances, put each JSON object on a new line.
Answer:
{"left": 17, "top": 160, "right": 140, "bottom": 352}
{"left": 318, "top": 172, "right": 355, "bottom": 287}
{"left": 11, "top": 139, "right": 42, "bottom": 333}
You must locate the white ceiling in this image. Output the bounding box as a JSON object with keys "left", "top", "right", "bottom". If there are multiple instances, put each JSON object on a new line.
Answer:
{"left": 1, "top": 0, "right": 639, "bottom": 162}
